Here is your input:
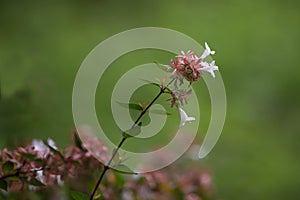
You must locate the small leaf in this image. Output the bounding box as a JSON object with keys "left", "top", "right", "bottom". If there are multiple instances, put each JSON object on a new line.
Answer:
{"left": 20, "top": 152, "right": 37, "bottom": 160}
{"left": 49, "top": 146, "right": 64, "bottom": 160}
{"left": 28, "top": 178, "right": 45, "bottom": 187}
{"left": 164, "top": 86, "right": 173, "bottom": 93}
{"left": 117, "top": 102, "right": 143, "bottom": 111}
{"left": 150, "top": 82, "right": 162, "bottom": 88}
{"left": 43, "top": 140, "right": 64, "bottom": 160}
{"left": 129, "top": 103, "right": 143, "bottom": 111}
{"left": 141, "top": 79, "right": 162, "bottom": 88}
{"left": 153, "top": 61, "right": 171, "bottom": 72}
{"left": 122, "top": 122, "right": 142, "bottom": 138}
{"left": 2, "top": 161, "right": 16, "bottom": 174}
{"left": 70, "top": 191, "right": 90, "bottom": 200}
{"left": 0, "top": 179, "right": 8, "bottom": 191}
{"left": 111, "top": 164, "right": 137, "bottom": 175}
{"left": 137, "top": 101, "right": 143, "bottom": 108}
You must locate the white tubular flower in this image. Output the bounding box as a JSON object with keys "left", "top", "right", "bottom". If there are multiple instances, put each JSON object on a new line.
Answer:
{"left": 178, "top": 108, "right": 195, "bottom": 128}
{"left": 200, "top": 42, "right": 215, "bottom": 59}
{"left": 32, "top": 139, "right": 48, "bottom": 155}
{"left": 28, "top": 170, "right": 44, "bottom": 191}
{"left": 199, "top": 60, "right": 219, "bottom": 78}
{"left": 36, "top": 170, "right": 44, "bottom": 182}
{"left": 32, "top": 138, "right": 57, "bottom": 158}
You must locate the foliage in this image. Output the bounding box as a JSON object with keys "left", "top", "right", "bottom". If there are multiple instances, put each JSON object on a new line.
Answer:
{"left": 0, "top": 133, "right": 217, "bottom": 200}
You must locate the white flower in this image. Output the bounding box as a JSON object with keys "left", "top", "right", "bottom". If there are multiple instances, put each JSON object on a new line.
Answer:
{"left": 199, "top": 60, "right": 219, "bottom": 78}
{"left": 200, "top": 42, "right": 215, "bottom": 59}
{"left": 178, "top": 108, "right": 195, "bottom": 128}
{"left": 32, "top": 139, "right": 48, "bottom": 155}
{"left": 29, "top": 170, "right": 44, "bottom": 191}
{"left": 36, "top": 170, "right": 44, "bottom": 182}
{"left": 32, "top": 138, "right": 57, "bottom": 157}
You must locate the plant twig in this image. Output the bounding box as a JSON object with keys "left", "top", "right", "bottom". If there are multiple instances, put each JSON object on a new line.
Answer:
{"left": 89, "top": 79, "right": 174, "bottom": 200}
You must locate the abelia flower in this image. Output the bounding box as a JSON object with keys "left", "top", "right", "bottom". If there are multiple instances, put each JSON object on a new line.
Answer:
{"left": 170, "top": 51, "right": 202, "bottom": 84}
{"left": 32, "top": 139, "right": 49, "bottom": 157}
{"left": 0, "top": 135, "right": 217, "bottom": 200}
{"left": 31, "top": 138, "right": 57, "bottom": 158}
{"left": 169, "top": 42, "right": 219, "bottom": 87}
{"left": 167, "top": 89, "right": 192, "bottom": 108}
{"left": 200, "top": 42, "right": 215, "bottom": 59}
{"left": 178, "top": 108, "right": 195, "bottom": 128}
{"left": 199, "top": 60, "right": 219, "bottom": 78}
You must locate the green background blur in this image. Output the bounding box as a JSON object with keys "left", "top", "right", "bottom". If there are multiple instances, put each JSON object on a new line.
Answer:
{"left": 1, "top": 0, "right": 299, "bottom": 199}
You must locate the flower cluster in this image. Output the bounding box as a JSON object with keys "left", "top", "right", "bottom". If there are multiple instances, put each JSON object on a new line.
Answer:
{"left": 167, "top": 88, "right": 192, "bottom": 108}
{"left": 0, "top": 131, "right": 105, "bottom": 193}
{"left": 166, "top": 43, "right": 219, "bottom": 109}
{"left": 170, "top": 42, "right": 218, "bottom": 87}
{"left": 162, "top": 42, "right": 219, "bottom": 126}
{"left": 99, "top": 165, "right": 215, "bottom": 200}
{"left": 0, "top": 133, "right": 218, "bottom": 200}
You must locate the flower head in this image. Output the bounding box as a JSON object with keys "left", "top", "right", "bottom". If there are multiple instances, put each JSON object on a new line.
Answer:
{"left": 168, "top": 42, "right": 219, "bottom": 88}
{"left": 198, "top": 60, "right": 219, "bottom": 78}
{"left": 31, "top": 138, "right": 57, "bottom": 158}
{"left": 200, "top": 42, "right": 215, "bottom": 59}
{"left": 178, "top": 108, "right": 195, "bottom": 128}
{"left": 170, "top": 51, "right": 202, "bottom": 84}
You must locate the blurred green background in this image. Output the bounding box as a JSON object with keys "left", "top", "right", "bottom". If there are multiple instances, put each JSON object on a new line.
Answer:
{"left": 1, "top": 0, "right": 299, "bottom": 199}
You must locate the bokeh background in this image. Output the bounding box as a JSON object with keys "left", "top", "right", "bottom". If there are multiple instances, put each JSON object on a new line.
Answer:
{"left": 1, "top": 0, "right": 299, "bottom": 199}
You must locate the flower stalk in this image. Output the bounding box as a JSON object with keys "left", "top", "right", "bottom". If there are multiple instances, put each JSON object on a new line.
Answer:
{"left": 90, "top": 43, "right": 219, "bottom": 199}
{"left": 89, "top": 80, "right": 174, "bottom": 200}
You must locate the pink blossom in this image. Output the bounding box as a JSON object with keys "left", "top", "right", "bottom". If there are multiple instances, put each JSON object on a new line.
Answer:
{"left": 169, "top": 43, "right": 219, "bottom": 87}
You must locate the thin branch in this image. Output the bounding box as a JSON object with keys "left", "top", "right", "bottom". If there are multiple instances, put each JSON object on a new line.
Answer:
{"left": 89, "top": 79, "right": 174, "bottom": 200}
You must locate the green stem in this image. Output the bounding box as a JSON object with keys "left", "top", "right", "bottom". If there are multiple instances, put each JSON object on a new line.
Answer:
{"left": 89, "top": 80, "right": 173, "bottom": 200}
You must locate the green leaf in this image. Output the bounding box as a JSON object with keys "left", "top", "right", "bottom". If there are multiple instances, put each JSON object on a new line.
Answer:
{"left": 70, "top": 191, "right": 90, "bottom": 200}
{"left": 43, "top": 140, "right": 64, "bottom": 160}
{"left": 122, "top": 122, "right": 142, "bottom": 138}
{"left": 2, "top": 161, "right": 16, "bottom": 174}
{"left": 0, "top": 179, "right": 8, "bottom": 191}
{"left": 20, "top": 152, "right": 37, "bottom": 160}
{"left": 74, "top": 131, "right": 84, "bottom": 150}
{"left": 129, "top": 103, "right": 143, "bottom": 111}
{"left": 164, "top": 86, "right": 173, "bottom": 93}
{"left": 150, "top": 82, "right": 162, "bottom": 88}
{"left": 141, "top": 79, "right": 162, "bottom": 88}
{"left": 117, "top": 102, "right": 143, "bottom": 111}
{"left": 28, "top": 178, "right": 45, "bottom": 187}
{"left": 153, "top": 61, "right": 171, "bottom": 72}
{"left": 111, "top": 164, "right": 137, "bottom": 175}
{"left": 49, "top": 145, "right": 64, "bottom": 160}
